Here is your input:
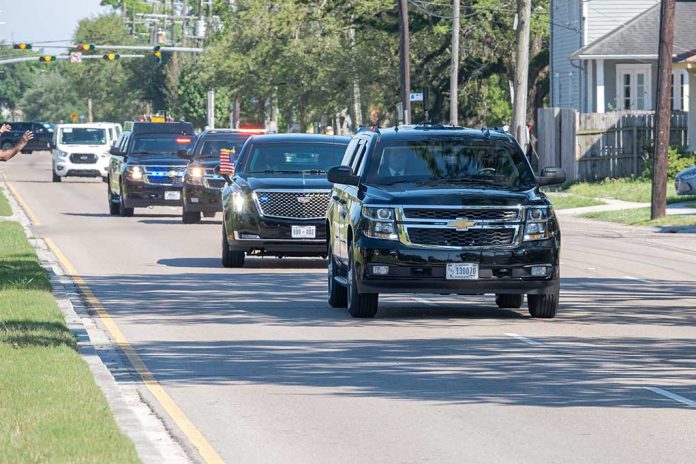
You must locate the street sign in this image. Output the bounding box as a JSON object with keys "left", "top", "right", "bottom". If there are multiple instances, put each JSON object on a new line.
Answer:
{"left": 79, "top": 115, "right": 86, "bottom": 122}
{"left": 410, "top": 93, "right": 424, "bottom": 102}
{"left": 70, "top": 112, "right": 79, "bottom": 123}
{"left": 69, "top": 52, "right": 82, "bottom": 63}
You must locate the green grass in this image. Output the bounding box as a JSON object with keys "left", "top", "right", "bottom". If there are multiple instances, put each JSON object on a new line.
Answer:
{"left": 0, "top": 222, "right": 139, "bottom": 463}
{"left": 583, "top": 208, "right": 696, "bottom": 228}
{"left": 562, "top": 178, "right": 695, "bottom": 204}
{"left": 546, "top": 193, "right": 605, "bottom": 210}
{"left": 0, "top": 188, "right": 11, "bottom": 216}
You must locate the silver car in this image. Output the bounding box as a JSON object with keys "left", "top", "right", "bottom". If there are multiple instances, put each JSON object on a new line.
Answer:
{"left": 675, "top": 166, "right": 696, "bottom": 196}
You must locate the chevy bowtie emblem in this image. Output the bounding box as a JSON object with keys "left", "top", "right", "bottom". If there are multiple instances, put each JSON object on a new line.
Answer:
{"left": 447, "top": 218, "right": 476, "bottom": 231}
{"left": 297, "top": 196, "right": 311, "bottom": 204}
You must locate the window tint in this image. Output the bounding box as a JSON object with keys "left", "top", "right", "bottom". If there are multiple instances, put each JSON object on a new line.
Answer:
{"left": 341, "top": 138, "right": 360, "bottom": 166}
{"left": 130, "top": 134, "right": 194, "bottom": 155}
{"left": 194, "top": 134, "right": 251, "bottom": 160}
{"left": 244, "top": 142, "right": 348, "bottom": 175}
{"left": 59, "top": 127, "right": 107, "bottom": 145}
{"left": 350, "top": 141, "right": 367, "bottom": 174}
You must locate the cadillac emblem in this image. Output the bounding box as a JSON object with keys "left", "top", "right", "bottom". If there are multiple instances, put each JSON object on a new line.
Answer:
{"left": 297, "top": 196, "right": 311, "bottom": 204}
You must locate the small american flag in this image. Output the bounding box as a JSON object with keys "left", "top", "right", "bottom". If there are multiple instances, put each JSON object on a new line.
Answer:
{"left": 219, "top": 148, "right": 236, "bottom": 174}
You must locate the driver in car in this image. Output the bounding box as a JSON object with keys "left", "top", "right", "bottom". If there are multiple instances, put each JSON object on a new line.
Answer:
{"left": 380, "top": 150, "right": 409, "bottom": 177}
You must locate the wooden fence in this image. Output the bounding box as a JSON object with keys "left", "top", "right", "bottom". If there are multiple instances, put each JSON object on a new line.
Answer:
{"left": 537, "top": 109, "right": 689, "bottom": 181}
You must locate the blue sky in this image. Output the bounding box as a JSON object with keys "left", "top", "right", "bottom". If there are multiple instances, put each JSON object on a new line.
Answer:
{"left": 0, "top": 0, "right": 112, "bottom": 53}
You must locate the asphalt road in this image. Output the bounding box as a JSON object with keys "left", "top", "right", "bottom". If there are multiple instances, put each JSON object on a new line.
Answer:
{"left": 3, "top": 152, "right": 696, "bottom": 464}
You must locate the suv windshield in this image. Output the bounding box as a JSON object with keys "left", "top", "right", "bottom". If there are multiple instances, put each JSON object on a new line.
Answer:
{"left": 130, "top": 134, "right": 194, "bottom": 156}
{"left": 194, "top": 134, "right": 251, "bottom": 160}
{"left": 244, "top": 142, "right": 347, "bottom": 175}
{"left": 59, "top": 128, "right": 106, "bottom": 145}
{"left": 365, "top": 137, "right": 536, "bottom": 190}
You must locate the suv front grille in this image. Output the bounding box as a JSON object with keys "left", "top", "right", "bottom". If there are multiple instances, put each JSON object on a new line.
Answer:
{"left": 255, "top": 191, "right": 330, "bottom": 219}
{"left": 407, "top": 228, "right": 516, "bottom": 247}
{"left": 70, "top": 153, "right": 97, "bottom": 164}
{"left": 403, "top": 208, "right": 519, "bottom": 221}
{"left": 145, "top": 166, "right": 185, "bottom": 186}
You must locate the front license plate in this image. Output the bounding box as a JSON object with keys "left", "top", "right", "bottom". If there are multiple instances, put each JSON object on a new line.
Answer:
{"left": 446, "top": 263, "right": 479, "bottom": 280}
{"left": 164, "top": 191, "right": 181, "bottom": 200}
{"left": 292, "top": 225, "right": 316, "bottom": 239}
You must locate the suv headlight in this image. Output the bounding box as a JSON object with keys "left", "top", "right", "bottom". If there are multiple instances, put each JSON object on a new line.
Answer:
{"left": 524, "top": 207, "right": 553, "bottom": 241}
{"left": 127, "top": 165, "right": 144, "bottom": 181}
{"left": 186, "top": 166, "right": 204, "bottom": 185}
{"left": 362, "top": 207, "right": 398, "bottom": 240}
{"left": 55, "top": 149, "right": 68, "bottom": 158}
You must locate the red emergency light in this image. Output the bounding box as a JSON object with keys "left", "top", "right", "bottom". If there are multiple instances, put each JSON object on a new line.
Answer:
{"left": 176, "top": 137, "right": 193, "bottom": 144}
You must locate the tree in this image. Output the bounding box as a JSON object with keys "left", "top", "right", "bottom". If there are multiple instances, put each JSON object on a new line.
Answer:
{"left": 0, "top": 48, "right": 36, "bottom": 117}
{"left": 19, "top": 69, "right": 85, "bottom": 122}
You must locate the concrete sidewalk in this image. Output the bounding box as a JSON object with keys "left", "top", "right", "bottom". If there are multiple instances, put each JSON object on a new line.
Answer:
{"left": 557, "top": 198, "right": 696, "bottom": 217}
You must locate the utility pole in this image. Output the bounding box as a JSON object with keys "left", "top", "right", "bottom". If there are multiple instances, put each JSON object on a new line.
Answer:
{"left": 511, "top": 0, "right": 532, "bottom": 151}
{"left": 651, "top": 0, "right": 676, "bottom": 220}
{"left": 398, "top": 0, "right": 411, "bottom": 124}
{"left": 449, "top": 0, "right": 460, "bottom": 125}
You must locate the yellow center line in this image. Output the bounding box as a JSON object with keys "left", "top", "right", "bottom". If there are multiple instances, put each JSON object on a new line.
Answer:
{"left": 44, "top": 239, "right": 224, "bottom": 464}
{"left": 1, "top": 172, "right": 42, "bottom": 225}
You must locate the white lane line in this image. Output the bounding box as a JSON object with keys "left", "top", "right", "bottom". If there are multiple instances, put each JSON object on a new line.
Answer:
{"left": 644, "top": 387, "right": 696, "bottom": 407}
{"left": 413, "top": 297, "right": 439, "bottom": 307}
{"left": 504, "top": 333, "right": 543, "bottom": 346}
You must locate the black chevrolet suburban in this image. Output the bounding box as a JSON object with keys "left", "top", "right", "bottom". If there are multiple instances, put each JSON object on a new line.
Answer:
{"left": 220, "top": 133, "right": 350, "bottom": 267}
{"left": 180, "top": 129, "right": 264, "bottom": 224}
{"left": 325, "top": 125, "right": 566, "bottom": 318}
{"left": 0, "top": 121, "right": 53, "bottom": 153}
{"left": 107, "top": 122, "right": 195, "bottom": 216}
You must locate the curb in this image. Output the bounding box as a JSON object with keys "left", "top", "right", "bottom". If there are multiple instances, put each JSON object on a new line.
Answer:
{"left": 0, "top": 177, "right": 193, "bottom": 464}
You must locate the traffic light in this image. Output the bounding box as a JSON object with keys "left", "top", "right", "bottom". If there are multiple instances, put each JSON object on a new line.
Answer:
{"left": 38, "top": 55, "right": 57, "bottom": 62}
{"left": 75, "top": 43, "right": 96, "bottom": 52}
{"left": 102, "top": 53, "right": 120, "bottom": 61}
{"left": 153, "top": 46, "right": 162, "bottom": 64}
{"left": 13, "top": 43, "right": 32, "bottom": 50}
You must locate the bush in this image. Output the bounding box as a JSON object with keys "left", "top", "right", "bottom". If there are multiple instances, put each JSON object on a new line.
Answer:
{"left": 642, "top": 146, "right": 696, "bottom": 179}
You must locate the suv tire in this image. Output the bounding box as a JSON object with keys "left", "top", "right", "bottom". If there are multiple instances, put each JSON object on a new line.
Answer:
{"left": 495, "top": 294, "right": 523, "bottom": 309}
{"left": 346, "top": 243, "right": 378, "bottom": 318}
{"left": 1, "top": 141, "right": 13, "bottom": 151}
{"left": 118, "top": 183, "right": 134, "bottom": 217}
{"left": 108, "top": 188, "right": 119, "bottom": 216}
{"left": 52, "top": 170, "right": 61, "bottom": 183}
{"left": 221, "top": 223, "right": 245, "bottom": 267}
{"left": 527, "top": 284, "right": 559, "bottom": 318}
{"left": 182, "top": 208, "right": 201, "bottom": 224}
{"left": 327, "top": 244, "right": 347, "bottom": 308}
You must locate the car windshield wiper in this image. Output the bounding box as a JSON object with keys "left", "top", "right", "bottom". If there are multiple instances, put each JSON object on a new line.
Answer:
{"left": 300, "top": 169, "right": 326, "bottom": 174}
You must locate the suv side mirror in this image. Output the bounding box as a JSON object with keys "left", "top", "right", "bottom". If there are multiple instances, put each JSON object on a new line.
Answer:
{"left": 214, "top": 164, "right": 233, "bottom": 184}
{"left": 176, "top": 149, "right": 191, "bottom": 160}
{"left": 538, "top": 167, "right": 566, "bottom": 186}
{"left": 109, "top": 146, "right": 122, "bottom": 156}
{"left": 327, "top": 165, "right": 359, "bottom": 186}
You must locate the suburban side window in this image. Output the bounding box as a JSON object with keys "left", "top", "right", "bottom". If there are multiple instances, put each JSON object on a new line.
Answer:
{"left": 350, "top": 140, "right": 367, "bottom": 174}
{"left": 354, "top": 139, "right": 372, "bottom": 176}
{"left": 340, "top": 138, "right": 360, "bottom": 166}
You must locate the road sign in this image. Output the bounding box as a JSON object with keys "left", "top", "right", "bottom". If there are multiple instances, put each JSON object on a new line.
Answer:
{"left": 70, "top": 112, "right": 78, "bottom": 123}
{"left": 79, "top": 115, "right": 86, "bottom": 123}
{"left": 410, "top": 93, "right": 424, "bottom": 102}
{"left": 69, "top": 52, "right": 82, "bottom": 63}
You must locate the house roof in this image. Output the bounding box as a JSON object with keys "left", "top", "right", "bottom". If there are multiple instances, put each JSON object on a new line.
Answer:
{"left": 571, "top": 0, "right": 696, "bottom": 60}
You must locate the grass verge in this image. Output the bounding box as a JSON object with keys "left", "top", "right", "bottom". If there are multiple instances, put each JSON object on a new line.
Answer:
{"left": 0, "top": 187, "right": 11, "bottom": 216}
{"left": 562, "top": 178, "right": 696, "bottom": 204}
{"left": 546, "top": 193, "right": 604, "bottom": 210}
{"left": 582, "top": 208, "right": 696, "bottom": 228}
{"left": 0, "top": 221, "right": 139, "bottom": 463}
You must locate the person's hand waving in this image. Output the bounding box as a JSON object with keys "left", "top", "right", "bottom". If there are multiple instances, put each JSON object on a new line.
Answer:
{"left": 17, "top": 131, "right": 34, "bottom": 150}
{"left": 0, "top": 124, "right": 11, "bottom": 134}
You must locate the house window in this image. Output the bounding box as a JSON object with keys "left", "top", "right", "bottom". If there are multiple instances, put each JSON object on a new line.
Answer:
{"left": 616, "top": 64, "right": 652, "bottom": 110}
{"left": 671, "top": 70, "right": 690, "bottom": 111}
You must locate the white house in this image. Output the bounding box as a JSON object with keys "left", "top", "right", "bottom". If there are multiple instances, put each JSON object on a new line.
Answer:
{"left": 551, "top": 0, "right": 694, "bottom": 112}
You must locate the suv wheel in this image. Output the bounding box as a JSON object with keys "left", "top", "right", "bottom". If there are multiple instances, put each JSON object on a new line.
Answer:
{"left": 527, "top": 283, "right": 559, "bottom": 318}
{"left": 221, "top": 222, "right": 245, "bottom": 267}
{"left": 495, "top": 294, "right": 523, "bottom": 309}
{"left": 1, "top": 141, "right": 13, "bottom": 151}
{"left": 52, "top": 167, "right": 61, "bottom": 183}
{"left": 108, "top": 186, "right": 119, "bottom": 216}
{"left": 346, "top": 243, "right": 378, "bottom": 318}
{"left": 327, "top": 244, "right": 347, "bottom": 308}
{"left": 182, "top": 206, "right": 201, "bottom": 224}
{"left": 118, "top": 183, "right": 134, "bottom": 217}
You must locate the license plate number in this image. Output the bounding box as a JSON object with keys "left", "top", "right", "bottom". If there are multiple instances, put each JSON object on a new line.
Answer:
{"left": 292, "top": 225, "right": 316, "bottom": 239}
{"left": 164, "top": 191, "right": 181, "bottom": 200}
{"left": 446, "top": 263, "right": 479, "bottom": 280}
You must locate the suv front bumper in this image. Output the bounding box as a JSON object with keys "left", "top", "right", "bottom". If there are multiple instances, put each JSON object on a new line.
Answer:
{"left": 226, "top": 212, "right": 327, "bottom": 256}
{"left": 124, "top": 181, "right": 183, "bottom": 207}
{"left": 353, "top": 235, "right": 560, "bottom": 295}
{"left": 183, "top": 183, "right": 222, "bottom": 213}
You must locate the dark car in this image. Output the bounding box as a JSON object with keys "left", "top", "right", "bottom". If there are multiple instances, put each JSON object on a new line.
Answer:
{"left": 181, "top": 129, "right": 265, "bottom": 224}
{"left": 0, "top": 121, "right": 53, "bottom": 153}
{"left": 107, "top": 122, "right": 195, "bottom": 217}
{"left": 220, "top": 133, "right": 350, "bottom": 267}
{"left": 325, "top": 125, "right": 566, "bottom": 319}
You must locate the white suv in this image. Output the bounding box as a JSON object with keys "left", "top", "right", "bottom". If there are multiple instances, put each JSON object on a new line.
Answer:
{"left": 52, "top": 124, "right": 115, "bottom": 183}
